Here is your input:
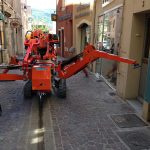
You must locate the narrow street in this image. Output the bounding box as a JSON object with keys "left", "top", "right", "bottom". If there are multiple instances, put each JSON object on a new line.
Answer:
{"left": 1, "top": 0, "right": 150, "bottom": 149}
{"left": 0, "top": 72, "right": 150, "bottom": 150}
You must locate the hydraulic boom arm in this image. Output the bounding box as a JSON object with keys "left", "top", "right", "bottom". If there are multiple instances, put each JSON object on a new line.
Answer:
{"left": 57, "top": 45, "right": 138, "bottom": 79}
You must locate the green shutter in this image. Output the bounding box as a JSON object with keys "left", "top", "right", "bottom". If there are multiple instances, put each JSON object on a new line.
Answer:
{"left": 0, "top": 12, "right": 4, "bottom": 20}
{"left": 145, "top": 58, "right": 150, "bottom": 103}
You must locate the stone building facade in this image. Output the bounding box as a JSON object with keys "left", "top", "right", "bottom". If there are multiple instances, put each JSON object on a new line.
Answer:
{"left": 56, "top": 0, "right": 150, "bottom": 120}
{"left": 0, "top": 0, "right": 29, "bottom": 63}
{"left": 73, "top": 0, "right": 96, "bottom": 54}
{"left": 56, "top": 0, "right": 73, "bottom": 57}
{"left": 56, "top": 0, "right": 96, "bottom": 57}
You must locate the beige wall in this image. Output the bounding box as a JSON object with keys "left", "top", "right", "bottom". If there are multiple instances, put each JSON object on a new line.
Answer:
{"left": 73, "top": 0, "right": 95, "bottom": 54}
{"left": 117, "top": 0, "right": 150, "bottom": 99}
{"left": 133, "top": 0, "right": 150, "bottom": 13}
{"left": 4, "top": 0, "right": 25, "bottom": 57}
{"left": 116, "top": 0, "right": 135, "bottom": 98}
{"left": 119, "top": 14, "right": 145, "bottom": 98}
{"left": 1, "top": 0, "right": 25, "bottom": 61}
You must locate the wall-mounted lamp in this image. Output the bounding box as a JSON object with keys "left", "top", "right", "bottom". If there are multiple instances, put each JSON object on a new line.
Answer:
{"left": 51, "top": 14, "right": 57, "bottom": 21}
{"left": 117, "top": 8, "right": 120, "bottom": 14}
{"left": 24, "top": 5, "right": 27, "bottom": 9}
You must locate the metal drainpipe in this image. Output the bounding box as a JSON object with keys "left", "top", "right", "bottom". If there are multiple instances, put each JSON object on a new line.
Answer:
{"left": 119, "top": 0, "right": 125, "bottom": 56}
{"left": 15, "top": 28, "right": 18, "bottom": 55}
{"left": 91, "top": 0, "right": 97, "bottom": 72}
{"left": 115, "top": 0, "right": 125, "bottom": 84}
{"left": 0, "top": 24, "right": 3, "bottom": 63}
{"left": 92, "top": 0, "right": 97, "bottom": 45}
{"left": 61, "top": 28, "right": 64, "bottom": 57}
{"left": 1, "top": 0, "right": 4, "bottom": 63}
{"left": 100, "top": 14, "right": 105, "bottom": 76}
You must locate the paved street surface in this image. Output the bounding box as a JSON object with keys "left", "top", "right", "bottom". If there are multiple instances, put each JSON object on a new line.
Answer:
{"left": 0, "top": 72, "right": 150, "bottom": 150}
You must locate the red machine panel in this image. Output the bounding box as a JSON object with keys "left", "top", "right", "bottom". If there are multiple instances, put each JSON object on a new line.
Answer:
{"left": 32, "top": 66, "right": 51, "bottom": 91}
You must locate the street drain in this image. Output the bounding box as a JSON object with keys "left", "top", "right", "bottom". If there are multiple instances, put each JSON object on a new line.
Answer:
{"left": 96, "top": 79, "right": 104, "bottom": 82}
{"left": 111, "top": 114, "right": 148, "bottom": 128}
{"left": 109, "top": 92, "right": 116, "bottom": 96}
{"left": 117, "top": 129, "right": 150, "bottom": 150}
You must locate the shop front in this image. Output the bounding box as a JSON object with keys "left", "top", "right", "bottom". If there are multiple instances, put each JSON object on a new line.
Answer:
{"left": 96, "top": 6, "right": 123, "bottom": 87}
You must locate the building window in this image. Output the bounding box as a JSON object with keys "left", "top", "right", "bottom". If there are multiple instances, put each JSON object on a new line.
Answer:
{"left": 96, "top": 7, "right": 123, "bottom": 86}
{"left": 102, "top": 0, "right": 114, "bottom": 7}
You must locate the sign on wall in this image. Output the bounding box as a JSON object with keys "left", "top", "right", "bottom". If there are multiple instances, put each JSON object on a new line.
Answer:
{"left": 51, "top": 14, "right": 57, "bottom": 21}
{"left": 10, "top": 18, "right": 21, "bottom": 28}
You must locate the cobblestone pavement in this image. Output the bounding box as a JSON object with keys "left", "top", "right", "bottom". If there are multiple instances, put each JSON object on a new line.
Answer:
{"left": 0, "top": 72, "right": 149, "bottom": 150}
{"left": 0, "top": 80, "right": 31, "bottom": 150}
{"left": 49, "top": 73, "right": 150, "bottom": 150}
{"left": 0, "top": 79, "right": 55, "bottom": 150}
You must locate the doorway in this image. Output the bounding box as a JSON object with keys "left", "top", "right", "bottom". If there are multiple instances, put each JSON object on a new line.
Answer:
{"left": 139, "top": 17, "right": 150, "bottom": 102}
{"left": 80, "top": 23, "right": 90, "bottom": 52}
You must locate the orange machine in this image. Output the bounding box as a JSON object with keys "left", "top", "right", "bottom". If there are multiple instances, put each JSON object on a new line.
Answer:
{"left": 32, "top": 66, "right": 51, "bottom": 91}
{"left": 0, "top": 29, "right": 139, "bottom": 99}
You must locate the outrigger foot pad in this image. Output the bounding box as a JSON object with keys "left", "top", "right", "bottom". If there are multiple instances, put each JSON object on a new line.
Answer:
{"left": 134, "top": 63, "right": 141, "bottom": 69}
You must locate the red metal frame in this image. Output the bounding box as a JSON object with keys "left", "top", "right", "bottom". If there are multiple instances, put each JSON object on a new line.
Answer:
{"left": 57, "top": 45, "right": 137, "bottom": 79}
{"left": 0, "top": 74, "right": 24, "bottom": 80}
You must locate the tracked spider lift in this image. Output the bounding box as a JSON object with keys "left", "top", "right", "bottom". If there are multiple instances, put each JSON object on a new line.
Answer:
{"left": 0, "top": 29, "right": 139, "bottom": 99}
